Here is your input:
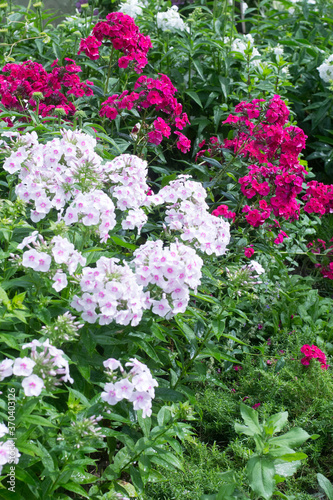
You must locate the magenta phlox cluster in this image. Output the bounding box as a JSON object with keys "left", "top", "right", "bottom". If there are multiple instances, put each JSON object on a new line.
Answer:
{"left": 302, "top": 180, "right": 333, "bottom": 216}
{"left": 100, "top": 74, "right": 191, "bottom": 152}
{"left": 78, "top": 12, "right": 152, "bottom": 72}
{"left": 196, "top": 96, "right": 322, "bottom": 228}
{"left": 300, "top": 344, "right": 328, "bottom": 370}
{"left": 0, "top": 339, "right": 73, "bottom": 397}
{"left": 0, "top": 59, "right": 94, "bottom": 124}
{"left": 71, "top": 256, "right": 148, "bottom": 326}
{"left": 133, "top": 239, "right": 203, "bottom": 317}
{"left": 101, "top": 357, "right": 158, "bottom": 418}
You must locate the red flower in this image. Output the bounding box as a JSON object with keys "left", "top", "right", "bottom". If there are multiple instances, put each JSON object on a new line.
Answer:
{"left": 174, "top": 131, "right": 191, "bottom": 153}
{"left": 78, "top": 35, "right": 102, "bottom": 60}
{"left": 244, "top": 246, "right": 254, "bottom": 258}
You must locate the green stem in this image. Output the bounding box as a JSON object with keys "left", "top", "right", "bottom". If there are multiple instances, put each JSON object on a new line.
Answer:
{"left": 105, "top": 47, "right": 114, "bottom": 94}
{"left": 173, "top": 324, "right": 215, "bottom": 390}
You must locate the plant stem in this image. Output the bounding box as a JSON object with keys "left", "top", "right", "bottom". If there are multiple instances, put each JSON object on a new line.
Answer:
{"left": 105, "top": 47, "right": 114, "bottom": 95}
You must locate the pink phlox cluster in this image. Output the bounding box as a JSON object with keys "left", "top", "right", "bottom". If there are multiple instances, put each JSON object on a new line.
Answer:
{"left": 101, "top": 357, "right": 158, "bottom": 418}
{"left": 63, "top": 190, "right": 116, "bottom": 242}
{"left": 78, "top": 12, "right": 152, "bottom": 72}
{"left": 106, "top": 154, "right": 149, "bottom": 209}
{"left": 133, "top": 239, "right": 203, "bottom": 317}
{"left": 105, "top": 154, "right": 149, "bottom": 233}
{"left": 146, "top": 175, "right": 231, "bottom": 256}
{"left": 71, "top": 256, "right": 148, "bottom": 326}
{"left": 100, "top": 74, "right": 190, "bottom": 152}
{"left": 0, "top": 440, "right": 20, "bottom": 475}
{"left": 300, "top": 344, "right": 328, "bottom": 370}
{"left": 19, "top": 233, "right": 86, "bottom": 290}
{"left": 8, "top": 130, "right": 102, "bottom": 222}
{"left": 0, "top": 339, "right": 73, "bottom": 397}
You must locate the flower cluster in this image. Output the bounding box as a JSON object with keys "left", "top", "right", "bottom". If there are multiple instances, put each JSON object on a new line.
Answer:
{"left": 5, "top": 131, "right": 152, "bottom": 238}
{"left": 225, "top": 260, "right": 265, "bottom": 295}
{"left": 0, "top": 437, "right": 20, "bottom": 475}
{"left": 317, "top": 54, "right": 333, "bottom": 83}
{"left": 100, "top": 73, "right": 191, "bottom": 151}
{"left": 58, "top": 415, "right": 105, "bottom": 449}
{"left": 300, "top": 344, "right": 328, "bottom": 370}
{"left": 224, "top": 34, "right": 261, "bottom": 66}
{"left": 63, "top": 190, "right": 116, "bottom": 242}
{"left": 197, "top": 96, "right": 310, "bottom": 227}
{"left": 40, "top": 312, "right": 84, "bottom": 345}
{"left": 212, "top": 204, "right": 236, "bottom": 222}
{"left": 0, "top": 59, "right": 93, "bottom": 124}
{"left": 106, "top": 154, "right": 149, "bottom": 209}
{"left": 5, "top": 130, "right": 102, "bottom": 220}
{"left": 78, "top": 12, "right": 152, "bottom": 72}
{"left": 156, "top": 6, "right": 187, "bottom": 32}
{"left": 146, "top": 175, "right": 231, "bottom": 256}
{"left": 101, "top": 357, "right": 158, "bottom": 418}
{"left": 71, "top": 256, "right": 148, "bottom": 326}
{"left": 302, "top": 181, "right": 333, "bottom": 216}
{"left": 19, "top": 233, "right": 86, "bottom": 291}
{"left": 0, "top": 339, "right": 73, "bottom": 396}
{"left": 133, "top": 239, "right": 203, "bottom": 317}
{"left": 118, "top": 0, "right": 145, "bottom": 19}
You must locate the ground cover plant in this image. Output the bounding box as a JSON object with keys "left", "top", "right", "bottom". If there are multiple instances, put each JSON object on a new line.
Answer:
{"left": 0, "top": 0, "right": 333, "bottom": 499}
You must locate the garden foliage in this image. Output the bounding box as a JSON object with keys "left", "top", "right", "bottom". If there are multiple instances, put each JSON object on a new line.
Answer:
{"left": 0, "top": 0, "right": 333, "bottom": 498}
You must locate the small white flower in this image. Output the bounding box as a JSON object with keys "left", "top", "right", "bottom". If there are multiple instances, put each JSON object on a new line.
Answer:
{"left": 21, "top": 374, "right": 45, "bottom": 397}
{"left": 13, "top": 357, "right": 36, "bottom": 376}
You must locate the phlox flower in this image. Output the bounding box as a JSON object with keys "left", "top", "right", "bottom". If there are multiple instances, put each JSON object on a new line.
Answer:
{"left": 13, "top": 357, "right": 36, "bottom": 376}
{"left": 101, "top": 382, "right": 122, "bottom": 405}
{"left": 0, "top": 359, "right": 14, "bottom": 381}
{"left": 0, "top": 424, "right": 8, "bottom": 438}
{"left": 21, "top": 374, "right": 45, "bottom": 396}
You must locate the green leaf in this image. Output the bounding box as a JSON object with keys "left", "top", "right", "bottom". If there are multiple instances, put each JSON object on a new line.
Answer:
{"left": 62, "top": 482, "right": 90, "bottom": 498}
{"left": 239, "top": 403, "right": 262, "bottom": 434}
{"left": 317, "top": 473, "right": 333, "bottom": 500}
{"left": 278, "top": 452, "right": 307, "bottom": 462}
{"left": 269, "top": 428, "right": 310, "bottom": 448}
{"left": 155, "top": 387, "right": 186, "bottom": 402}
{"left": 247, "top": 456, "right": 275, "bottom": 499}
{"left": 185, "top": 90, "right": 203, "bottom": 108}
{"left": 157, "top": 407, "right": 171, "bottom": 426}
{"left": 274, "top": 460, "right": 302, "bottom": 478}
{"left": 129, "top": 465, "right": 144, "bottom": 494}
{"left": 264, "top": 411, "right": 288, "bottom": 436}
{"left": 110, "top": 235, "right": 137, "bottom": 251}
{"left": 150, "top": 451, "right": 184, "bottom": 472}
{"left": 137, "top": 411, "right": 151, "bottom": 438}
{"left": 175, "top": 317, "right": 196, "bottom": 343}
{"left": 37, "top": 441, "right": 56, "bottom": 472}
{"left": 23, "top": 415, "right": 58, "bottom": 428}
